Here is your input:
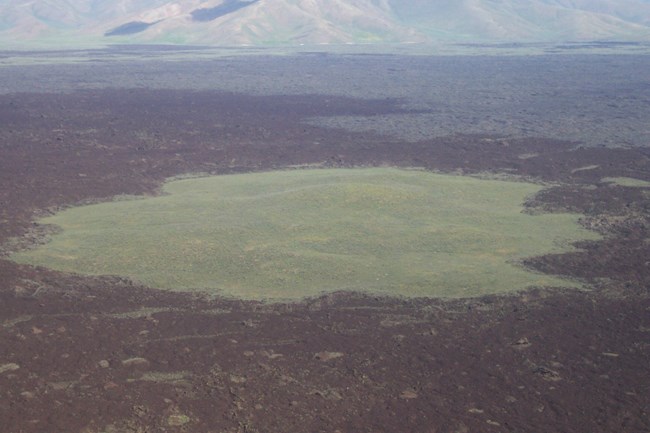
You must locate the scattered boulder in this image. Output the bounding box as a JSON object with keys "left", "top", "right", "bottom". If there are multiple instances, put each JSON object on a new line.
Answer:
{"left": 261, "top": 350, "right": 283, "bottom": 359}
{"left": 400, "top": 390, "right": 418, "bottom": 400}
{"left": 229, "top": 374, "right": 247, "bottom": 384}
{"left": 103, "top": 382, "right": 119, "bottom": 390}
{"left": 314, "top": 351, "right": 344, "bottom": 361}
{"left": 512, "top": 337, "right": 531, "bottom": 349}
{"left": 20, "top": 391, "right": 35, "bottom": 400}
{"left": 167, "top": 414, "right": 190, "bottom": 427}
{"left": 310, "top": 388, "right": 343, "bottom": 401}
{"left": 0, "top": 363, "right": 20, "bottom": 374}
{"left": 532, "top": 365, "right": 561, "bottom": 381}
{"left": 241, "top": 319, "right": 257, "bottom": 328}
{"left": 121, "top": 357, "right": 150, "bottom": 367}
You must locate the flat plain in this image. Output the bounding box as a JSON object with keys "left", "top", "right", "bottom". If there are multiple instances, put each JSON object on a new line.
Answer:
{"left": 0, "top": 48, "right": 649, "bottom": 433}
{"left": 11, "top": 168, "right": 598, "bottom": 300}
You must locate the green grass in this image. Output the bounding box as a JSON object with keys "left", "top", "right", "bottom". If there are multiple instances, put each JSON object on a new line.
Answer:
{"left": 10, "top": 168, "right": 600, "bottom": 300}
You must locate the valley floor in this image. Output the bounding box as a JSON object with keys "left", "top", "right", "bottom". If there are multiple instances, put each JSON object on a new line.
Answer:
{"left": 0, "top": 54, "right": 649, "bottom": 432}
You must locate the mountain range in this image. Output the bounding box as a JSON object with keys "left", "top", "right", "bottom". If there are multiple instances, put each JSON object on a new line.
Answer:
{"left": 1, "top": 0, "right": 650, "bottom": 48}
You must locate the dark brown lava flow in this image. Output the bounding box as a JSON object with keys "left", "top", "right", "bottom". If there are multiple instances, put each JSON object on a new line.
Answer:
{"left": 1, "top": 89, "right": 649, "bottom": 433}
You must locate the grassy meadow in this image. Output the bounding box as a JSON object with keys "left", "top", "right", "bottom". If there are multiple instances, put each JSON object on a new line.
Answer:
{"left": 10, "top": 168, "right": 600, "bottom": 301}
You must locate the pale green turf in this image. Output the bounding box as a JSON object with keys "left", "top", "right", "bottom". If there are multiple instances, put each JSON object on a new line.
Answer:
{"left": 10, "top": 168, "right": 600, "bottom": 300}
{"left": 601, "top": 177, "right": 650, "bottom": 188}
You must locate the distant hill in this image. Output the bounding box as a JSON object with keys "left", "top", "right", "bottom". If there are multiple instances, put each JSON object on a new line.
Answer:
{"left": 1, "top": 0, "right": 650, "bottom": 48}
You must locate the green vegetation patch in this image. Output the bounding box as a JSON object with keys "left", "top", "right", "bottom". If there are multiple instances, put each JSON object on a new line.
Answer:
{"left": 601, "top": 177, "right": 650, "bottom": 188}
{"left": 10, "top": 168, "right": 599, "bottom": 300}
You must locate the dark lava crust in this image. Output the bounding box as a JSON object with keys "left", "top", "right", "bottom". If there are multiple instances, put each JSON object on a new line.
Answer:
{"left": 1, "top": 89, "right": 649, "bottom": 433}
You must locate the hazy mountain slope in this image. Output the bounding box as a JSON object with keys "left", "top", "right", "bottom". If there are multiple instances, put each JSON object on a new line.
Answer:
{"left": 119, "top": 0, "right": 424, "bottom": 45}
{"left": 0, "top": 0, "right": 170, "bottom": 29}
{"left": 0, "top": 0, "right": 172, "bottom": 42}
{"left": 389, "top": 0, "right": 650, "bottom": 41}
{"left": 1, "top": 0, "right": 649, "bottom": 47}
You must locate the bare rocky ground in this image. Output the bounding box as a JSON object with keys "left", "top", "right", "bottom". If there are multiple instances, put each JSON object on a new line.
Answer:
{"left": 0, "top": 55, "right": 649, "bottom": 433}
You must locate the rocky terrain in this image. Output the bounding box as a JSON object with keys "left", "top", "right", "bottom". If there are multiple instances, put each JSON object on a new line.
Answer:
{"left": 0, "top": 53, "right": 649, "bottom": 432}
